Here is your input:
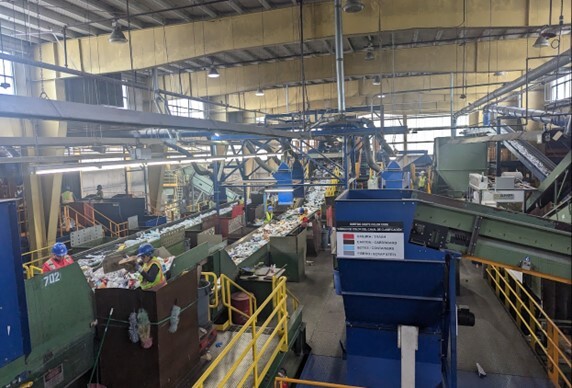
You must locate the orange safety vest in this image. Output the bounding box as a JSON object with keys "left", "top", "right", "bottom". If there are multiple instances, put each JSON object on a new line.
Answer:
{"left": 42, "top": 256, "right": 74, "bottom": 273}
{"left": 140, "top": 258, "right": 166, "bottom": 291}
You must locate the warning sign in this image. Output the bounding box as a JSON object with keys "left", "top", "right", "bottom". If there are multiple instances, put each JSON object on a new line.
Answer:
{"left": 336, "top": 221, "right": 404, "bottom": 259}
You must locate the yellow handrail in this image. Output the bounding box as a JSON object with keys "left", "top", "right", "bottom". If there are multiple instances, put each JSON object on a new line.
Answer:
{"left": 220, "top": 274, "right": 257, "bottom": 326}
{"left": 82, "top": 203, "right": 129, "bottom": 238}
{"left": 274, "top": 377, "right": 365, "bottom": 388}
{"left": 193, "top": 276, "right": 292, "bottom": 388}
{"left": 486, "top": 265, "right": 571, "bottom": 387}
{"left": 202, "top": 272, "right": 219, "bottom": 309}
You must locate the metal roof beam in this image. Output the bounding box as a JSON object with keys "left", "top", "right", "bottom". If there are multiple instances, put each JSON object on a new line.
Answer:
{"left": 72, "top": 1, "right": 145, "bottom": 29}
{"left": 0, "top": 94, "right": 298, "bottom": 138}
{"left": 0, "top": 2, "right": 99, "bottom": 36}
{"left": 38, "top": 0, "right": 114, "bottom": 31}
{"left": 258, "top": 0, "right": 272, "bottom": 10}
{"left": 193, "top": 1, "right": 217, "bottom": 18}
{"left": 0, "top": 7, "right": 80, "bottom": 38}
{"left": 227, "top": 0, "right": 244, "bottom": 14}
{"left": 102, "top": 0, "right": 165, "bottom": 25}
{"left": 140, "top": 0, "right": 192, "bottom": 21}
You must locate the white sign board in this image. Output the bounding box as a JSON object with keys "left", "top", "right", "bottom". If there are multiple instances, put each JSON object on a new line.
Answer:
{"left": 336, "top": 221, "right": 404, "bottom": 259}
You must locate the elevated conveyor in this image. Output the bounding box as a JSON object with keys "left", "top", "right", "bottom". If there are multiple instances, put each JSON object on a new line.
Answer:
{"left": 409, "top": 190, "right": 571, "bottom": 283}
{"left": 500, "top": 125, "right": 556, "bottom": 181}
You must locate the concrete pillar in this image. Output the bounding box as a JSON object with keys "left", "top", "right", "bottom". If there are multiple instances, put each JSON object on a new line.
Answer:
{"left": 523, "top": 87, "right": 545, "bottom": 132}
{"left": 469, "top": 111, "right": 480, "bottom": 126}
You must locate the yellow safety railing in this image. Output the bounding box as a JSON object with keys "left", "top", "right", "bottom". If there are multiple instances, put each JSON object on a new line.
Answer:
{"left": 82, "top": 203, "right": 129, "bottom": 238}
{"left": 486, "top": 265, "right": 572, "bottom": 387}
{"left": 24, "top": 264, "right": 43, "bottom": 279}
{"left": 219, "top": 274, "right": 257, "bottom": 326}
{"left": 274, "top": 377, "right": 365, "bottom": 388}
{"left": 202, "top": 272, "right": 219, "bottom": 309}
{"left": 193, "top": 276, "right": 292, "bottom": 388}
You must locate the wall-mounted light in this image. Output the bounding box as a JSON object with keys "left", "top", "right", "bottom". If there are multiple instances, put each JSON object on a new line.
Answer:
{"left": 255, "top": 87, "right": 265, "bottom": 96}
{"left": 372, "top": 75, "right": 381, "bottom": 86}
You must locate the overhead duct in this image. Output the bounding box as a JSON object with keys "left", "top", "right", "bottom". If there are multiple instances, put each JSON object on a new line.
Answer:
{"left": 486, "top": 105, "right": 571, "bottom": 130}
{"left": 162, "top": 142, "right": 212, "bottom": 177}
{"left": 362, "top": 135, "right": 381, "bottom": 173}
{"left": 454, "top": 49, "right": 571, "bottom": 119}
{"left": 244, "top": 141, "right": 275, "bottom": 173}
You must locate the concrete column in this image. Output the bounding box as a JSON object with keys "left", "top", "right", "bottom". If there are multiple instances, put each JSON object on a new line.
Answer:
{"left": 469, "top": 111, "right": 480, "bottom": 126}
{"left": 523, "top": 87, "right": 545, "bottom": 132}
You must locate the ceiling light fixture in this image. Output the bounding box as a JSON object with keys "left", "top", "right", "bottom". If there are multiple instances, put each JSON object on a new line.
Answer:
{"left": 460, "top": 93, "right": 467, "bottom": 99}
{"left": 372, "top": 75, "right": 381, "bottom": 86}
{"left": 255, "top": 87, "right": 265, "bottom": 96}
{"left": 207, "top": 66, "right": 220, "bottom": 78}
{"left": 108, "top": 21, "right": 128, "bottom": 44}
{"left": 532, "top": 35, "right": 550, "bottom": 48}
{"left": 375, "top": 94, "right": 385, "bottom": 98}
{"left": 364, "top": 49, "right": 375, "bottom": 61}
{"left": 343, "top": 0, "right": 364, "bottom": 13}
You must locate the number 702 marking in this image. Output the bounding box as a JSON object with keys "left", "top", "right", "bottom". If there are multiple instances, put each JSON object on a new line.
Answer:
{"left": 43, "top": 272, "right": 61, "bottom": 287}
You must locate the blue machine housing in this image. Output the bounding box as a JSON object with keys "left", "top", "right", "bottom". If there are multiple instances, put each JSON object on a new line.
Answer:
{"left": 273, "top": 162, "right": 294, "bottom": 205}
{"left": 0, "top": 200, "right": 31, "bottom": 368}
{"left": 381, "top": 160, "right": 411, "bottom": 189}
{"left": 335, "top": 190, "right": 456, "bottom": 387}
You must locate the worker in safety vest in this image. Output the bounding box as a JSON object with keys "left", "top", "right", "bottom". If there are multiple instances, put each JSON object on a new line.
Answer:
{"left": 61, "top": 186, "right": 76, "bottom": 204}
{"left": 265, "top": 205, "right": 274, "bottom": 224}
{"left": 42, "top": 242, "right": 74, "bottom": 273}
{"left": 135, "top": 243, "right": 166, "bottom": 291}
{"left": 417, "top": 171, "right": 427, "bottom": 192}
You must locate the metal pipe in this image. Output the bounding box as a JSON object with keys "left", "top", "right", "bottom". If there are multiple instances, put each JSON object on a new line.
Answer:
{"left": 454, "top": 49, "right": 572, "bottom": 118}
{"left": 362, "top": 135, "right": 381, "bottom": 172}
{"left": 486, "top": 105, "right": 571, "bottom": 129}
{"left": 244, "top": 141, "right": 274, "bottom": 173}
{"left": 334, "top": 0, "right": 346, "bottom": 113}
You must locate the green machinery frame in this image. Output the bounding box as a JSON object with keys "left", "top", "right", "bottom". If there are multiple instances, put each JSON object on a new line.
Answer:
{"left": 410, "top": 191, "right": 571, "bottom": 284}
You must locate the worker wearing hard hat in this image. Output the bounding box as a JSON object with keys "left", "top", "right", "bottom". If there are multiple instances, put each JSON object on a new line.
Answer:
{"left": 95, "top": 185, "right": 104, "bottom": 200}
{"left": 136, "top": 243, "right": 166, "bottom": 291}
{"left": 417, "top": 171, "right": 427, "bottom": 192}
{"left": 265, "top": 205, "right": 274, "bottom": 224}
{"left": 42, "top": 242, "right": 75, "bottom": 273}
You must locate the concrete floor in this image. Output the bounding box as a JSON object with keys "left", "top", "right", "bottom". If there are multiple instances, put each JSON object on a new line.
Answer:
{"left": 287, "top": 249, "right": 550, "bottom": 385}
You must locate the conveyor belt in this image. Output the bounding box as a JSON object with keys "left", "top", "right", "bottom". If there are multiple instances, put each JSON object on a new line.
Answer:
{"left": 500, "top": 125, "right": 556, "bottom": 180}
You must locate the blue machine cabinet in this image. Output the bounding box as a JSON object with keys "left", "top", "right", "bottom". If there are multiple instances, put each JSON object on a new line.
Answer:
{"left": 0, "top": 200, "right": 30, "bottom": 368}
{"left": 335, "top": 190, "right": 456, "bottom": 387}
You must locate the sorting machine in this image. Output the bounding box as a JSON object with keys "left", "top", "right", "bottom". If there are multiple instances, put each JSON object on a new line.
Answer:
{"left": 1, "top": 197, "right": 319, "bottom": 387}
{"left": 333, "top": 189, "right": 571, "bottom": 387}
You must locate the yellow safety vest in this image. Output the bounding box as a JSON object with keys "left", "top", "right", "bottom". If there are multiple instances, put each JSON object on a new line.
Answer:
{"left": 265, "top": 212, "right": 273, "bottom": 223}
{"left": 418, "top": 176, "right": 427, "bottom": 188}
{"left": 61, "top": 191, "right": 74, "bottom": 204}
{"left": 140, "top": 257, "right": 166, "bottom": 290}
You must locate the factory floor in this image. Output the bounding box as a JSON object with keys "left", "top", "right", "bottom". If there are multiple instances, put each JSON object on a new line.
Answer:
{"left": 286, "top": 250, "right": 551, "bottom": 387}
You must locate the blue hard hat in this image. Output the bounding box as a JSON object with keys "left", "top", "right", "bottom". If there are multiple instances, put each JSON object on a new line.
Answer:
{"left": 137, "top": 243, "right": 154, "bottom": 257}
{"left": 52, "top": 242, "right": 68, "bottom": 257}
{"left": 268, "top": 206, "right": 274, "bottom": 211}
{"left": 298, "top": 207, "right": 305, "bottom": 214}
